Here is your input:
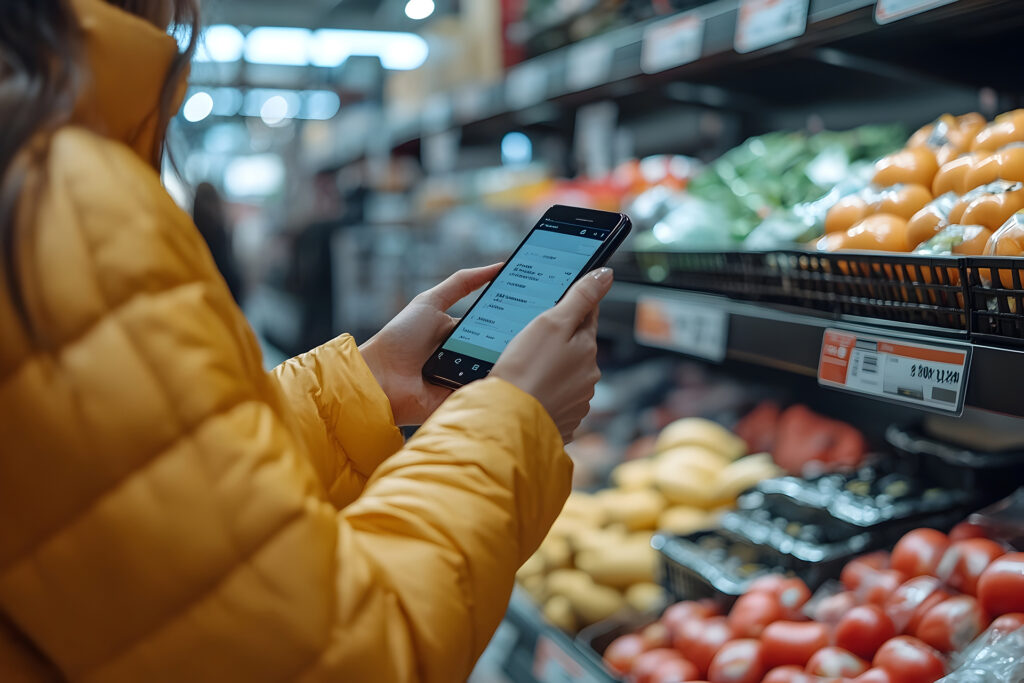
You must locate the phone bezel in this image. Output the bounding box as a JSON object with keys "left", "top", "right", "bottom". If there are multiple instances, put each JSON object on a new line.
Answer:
{"left": 422, "top": 204, "right": 631, "bottom": 391}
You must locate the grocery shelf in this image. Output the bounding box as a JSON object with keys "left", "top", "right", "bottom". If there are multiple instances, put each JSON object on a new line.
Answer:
{"left": 600, "top": 281, "right": 1024, "bottom": 418}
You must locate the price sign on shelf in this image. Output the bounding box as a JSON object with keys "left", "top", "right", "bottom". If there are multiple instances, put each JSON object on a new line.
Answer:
{"left": 641, "top": 11, "right": 704, "bottom": 74}
{"left": 635, "top": 295, "right": 728, "bottom": 362}
{"left": 875, "top": 0, "right": 958, "bottom": 24}
{"left": 566, "top": 39, "right": 614, "bottom": 91}
{"left": 506, "top": 61, "right": 549, "bottom": 110}
{"left": 735, "top": 0, "right": 809, "bottom": 54}
{"left": 818, "top": 329, "right": 971, "bottom": 415}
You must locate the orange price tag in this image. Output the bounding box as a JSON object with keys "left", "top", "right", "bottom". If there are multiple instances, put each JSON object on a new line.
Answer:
{"left": 818, "top": 329, "right": 970, "bottom": 414}
{"left": 875, "top": 0, "right": 958, "bottom": 24}
{"left": 735, "top": 0, "right": 809, "bottom": 53}
{"left": 635, "top": 295, "right": 728, "bottom": 362}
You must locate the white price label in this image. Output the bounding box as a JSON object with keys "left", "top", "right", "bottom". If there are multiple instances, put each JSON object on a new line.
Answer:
{"left": 735, "top": 0, "right": 809, "bottom": 54}
{"left": 818, "top": 329, "right": 970, "bottom": 414}
{"left": 566, "top": 40, "right": 614, "bottom": 91}
{"left": 875, "top": 0, "right": 958, "bottom": 24}
{"left": 506, "top": 61, "right": 549, "bottom": 110}
{"left": 635, "top": 295, "right": 728, "bottom": 362}
{"left": 641, "top": 11, "right": 704, "bottom": 74}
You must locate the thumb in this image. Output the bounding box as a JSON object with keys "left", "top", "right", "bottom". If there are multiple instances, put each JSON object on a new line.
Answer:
{"left": 552, "top": 267, "right": 613, "bottom": 332}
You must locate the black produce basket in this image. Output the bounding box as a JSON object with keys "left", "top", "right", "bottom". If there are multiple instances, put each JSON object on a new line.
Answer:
{"left": 625, "top": 249, "right": 970, "bottom": 333}
{"left": 964, "top": 257, "right": 1024, "bottom": 346}
{"left": 652, "top": 531, "right": 777, "bottom": 605}
{"left": 886, "top": 423, "right": 1024, "bottom": 502}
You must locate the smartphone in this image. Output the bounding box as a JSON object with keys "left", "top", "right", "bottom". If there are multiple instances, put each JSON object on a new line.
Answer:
{"left": 423, "top": 205, "right": 631, "bottom": 390}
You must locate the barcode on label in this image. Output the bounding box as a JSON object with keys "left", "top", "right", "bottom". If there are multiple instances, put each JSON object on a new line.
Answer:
{"left": 860, "top": 354, "right": 879, "bottom": 375}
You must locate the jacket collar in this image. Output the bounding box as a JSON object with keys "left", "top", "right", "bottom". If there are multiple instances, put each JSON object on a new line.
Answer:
{"left": 71, "top": 0, "right": 188, "bottom": 167}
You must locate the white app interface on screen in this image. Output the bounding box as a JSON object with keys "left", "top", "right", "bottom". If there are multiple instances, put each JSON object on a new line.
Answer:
{"left": 441, "top": 219, "right": 608, "bottom": 363}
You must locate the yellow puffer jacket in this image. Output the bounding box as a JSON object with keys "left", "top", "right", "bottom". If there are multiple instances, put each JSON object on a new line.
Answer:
{"left": 0, "top": 1, "right": 571, "bottom": 681}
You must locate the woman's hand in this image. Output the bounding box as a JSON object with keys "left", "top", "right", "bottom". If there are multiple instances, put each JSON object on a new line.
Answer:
{"left": 359, "top": 263, "right": 502, "bottom": 426}
{"left": 492, "top": 268, "right": 613, "bottom": 443}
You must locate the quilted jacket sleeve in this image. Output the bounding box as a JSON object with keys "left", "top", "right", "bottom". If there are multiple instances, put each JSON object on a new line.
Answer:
{"left": 272, "top": 336, "right": 405, "bottom": 508}
{"left": 0, "top": 129, "right": 572, "bottom": 683}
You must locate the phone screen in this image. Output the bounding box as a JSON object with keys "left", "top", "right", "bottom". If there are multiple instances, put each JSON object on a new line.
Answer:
{"left": 426, "top": 211, "right": 617, "bottom": 385}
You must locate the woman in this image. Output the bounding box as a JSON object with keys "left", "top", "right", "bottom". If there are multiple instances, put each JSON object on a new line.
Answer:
{"left": 0, "top": 1, "right": 611, "bottom": 681}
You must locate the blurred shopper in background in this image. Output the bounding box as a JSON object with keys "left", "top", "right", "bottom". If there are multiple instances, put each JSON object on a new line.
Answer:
{"left": 192, "top": 181, "right": 243, "bottom": 304}
{"left": 0, "top": 0, "right": 610, "bottom": 681}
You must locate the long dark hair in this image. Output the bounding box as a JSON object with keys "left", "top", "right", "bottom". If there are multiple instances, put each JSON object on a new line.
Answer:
{"left": 0, "top": 0, "right": 198, "bottom": 335}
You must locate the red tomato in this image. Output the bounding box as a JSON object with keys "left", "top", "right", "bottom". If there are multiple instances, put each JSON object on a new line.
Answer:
{"left": 914, "top": 595, "right": 987, "bottom": 654}
{"left": 842, "top": 552, "right": 891, "bottom": 591}
{"left": 673, "top": 616, "right": 733, "bottom": 676}
{"left": 707, "top": 639, "right": 765, "bottom": 683}
{"left": 762, "top": 666, "right": 814, "bottom": 683}
{"left": 835, "top": 605, "right": 898, "bottom": 661}
{"left": 872, "top": 636, "right": 946, "bottom": 683}
{"left": 631, "top": 649, "right": 681, "bottom": 683}
{"left": 761, "top": 621, "right": 831, "bottom": 668}
{"left": 853, "top": 668, "right": 894, "bottom": 683}
{"left": 977, "top": 553, "right": 1024, "bottom": 616}
{"left": 604, "top": 634, "right": 647, "bottom": 674}
{"left": 777, "top": 578, "right": 813, "bottom": 619}
{"left": 810, "top": 591, "right": 859, "bottom": 626}
{"left": 891, "top": 529, "right": 950, "bottom": 578}
{"left": 859, "top": 570, "right": 907, "bottom": 607}
{"left": 642, "top": 622, "right": 673, "bottom": 649}
{"left": 935, "top": 538, "right": 1005, "bottom": 596}
{"left": 663, "top": 601, "right": 718, "bottom": 636}
{"left": 884, "top": 577, "right": 949, "bottom": 634}
{"left": 728, "top": 591, "right": 784, "bottom": 638}
{"left": 648, "top": 655, "right": 700, "bottom": 683}
{"left": 806, "top": 646, "right": 870, "bottom": 678}
{"left": 749, "top": 574, "right": 790, "bottom": 594}
{"left": 990, "top": 612, "right": 1024, "bottom": 633}
{"left": 948, "top": 521, "right": 989, "bottom": 542}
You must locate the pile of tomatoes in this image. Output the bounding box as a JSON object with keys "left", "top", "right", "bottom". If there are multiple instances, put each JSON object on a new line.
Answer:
{"left": 602, "top": 522, "right": 1024, "bottom": 683}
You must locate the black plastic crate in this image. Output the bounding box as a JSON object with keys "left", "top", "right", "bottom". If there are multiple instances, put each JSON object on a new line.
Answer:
{"left": 631, "top": 251, "right": 787, "bottom": 302}
{"left": 964, "top": 257, "right": 1024, "bottom": 346}
{"left": 652, "top": 531, "right": 775, "bottom": 606}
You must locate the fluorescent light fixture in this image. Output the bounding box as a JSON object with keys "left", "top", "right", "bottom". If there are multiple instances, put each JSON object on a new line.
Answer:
{"left": 194, "top": 25, "right": 245, "bottom": 62}
{"left": 310, "top": 29, "right": 429, "bottom": 70}
{"left": 224, "top": 154, "right": 286, "bottom": 198}
{"left": 244, "top": 27, "right": 311, "bottom": 66}
{"left": 303, "top": 91, "right": 342, "bottom": 120}
{"left": 260, "top": 95, "right": 290, "bottom": 126}
{"left": 404, "top": 0, "right": 435, "bottom": 20}
{"left": 182, "top": 91, "right": 214, "bottom": 122}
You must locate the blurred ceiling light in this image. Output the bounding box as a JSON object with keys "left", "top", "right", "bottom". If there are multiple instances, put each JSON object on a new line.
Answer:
{"left": 224, "top": 154, "right": 285, "bottom": 198}
{"left": 245, "top": 27, "right": 311, "bottom": 66}
{"left": 310, "top": 29, "right": 429, "bottom": 70}
{"left": 210, "top": 88, "right": 243, "bottom": 117}
{"left": 194, "top": 24, "right": 245, "bottom": 62}
{"left": 243, "top": 89, "right": 301, "bottom": 119}
{"left": 260, "top": 95, "right": 291, "bottom": 126}
{"left": 303, "top": 91, "right": 342, "bottom": 120}
{"left": 404, "top": 0, "right": 435, "bottom": 20}
{"left": 182, "top": 91, "right": 214, "bottom": 122}
{"left": 501, "top": 132, "right": 532, "bottom": 166}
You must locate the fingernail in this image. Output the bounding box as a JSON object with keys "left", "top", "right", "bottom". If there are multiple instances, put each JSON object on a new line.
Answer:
{"left": 593, "top": 267, "right": 613, "bottom": 283}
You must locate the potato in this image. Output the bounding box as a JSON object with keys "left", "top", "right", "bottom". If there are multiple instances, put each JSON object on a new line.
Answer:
{"left": 655, "top": 418, "right": 747, "bottom": 460}
{"left": 520, "top": 574, "right": 547, "bottom": 604}
{"left": 597, "top": 488, "right": 666, "bottom": 531}
{"left": 561, "top": 491, "right": 607, "bottom": 525}
{"left": 653, "top": 460, "right": 719, "bottom": 508}
{"left": 656, "top": 445, "right": 730, "bottom": 477}
{"left": 547, "top": 569, "right": 624, "bottom": 624}
{"left": 610, "top": 459, "right": 655, "bottom": 490}
{"left": 715, "top": 453, "right": 781, "bottom": 503}
{"left": 517, "top": 552, "right": 546, "bottom": 581}
{"left": 543, "top": 595, "right": 577, "bottom": 632}
{"left": 539, "top": 535, "right": 572, "bottom": 570}
{"left": 548, "top": 513, "right": 598, "bottom": 540}
{"left": 576, "top": 542, "right": 658, "bottom": 588}
{"left": 569, "top": 526, "right": 626, "bottom": 555}
{"left": 625, "top": 582, "right": 667, "bottom": 613}
{"left": 658, "top": 506, "right": 713, "bottom": 535}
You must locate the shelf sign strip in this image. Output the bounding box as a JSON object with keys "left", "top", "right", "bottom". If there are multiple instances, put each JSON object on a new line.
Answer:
{"left": 635, "top": 295, "right": 729, "bottom": 362}
{"left": 875, "top": 0, "right": 959, "bottom": 25}
{"left": 818, "top": 329, "right": 971, "bottom": 415}
{"left": 641, "top": 10, "right": 704, "bottom": 74}
{"left": 735, "top": 0, "right": 809, "bottom": 54}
